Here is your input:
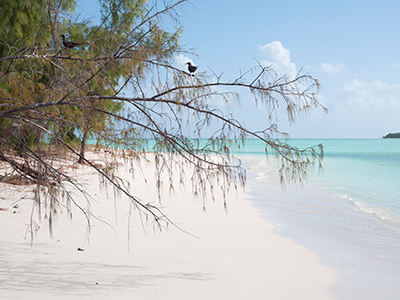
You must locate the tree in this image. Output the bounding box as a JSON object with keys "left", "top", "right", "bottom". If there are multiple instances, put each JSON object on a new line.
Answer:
{"left": 383, "top": 132, "right": 400, "bottom": 139}
{"left": 0, "top": 0, "right": 326, "bottom": 238}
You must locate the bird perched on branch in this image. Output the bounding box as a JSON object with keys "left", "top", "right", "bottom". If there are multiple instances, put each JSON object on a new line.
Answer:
{"left": 186, "top": 62, "right": 198, "bottom": 75}
{"left": 60, "top": 34, "right": 81, "bottom": 49}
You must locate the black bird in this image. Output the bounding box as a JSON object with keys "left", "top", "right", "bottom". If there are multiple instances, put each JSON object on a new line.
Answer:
{"left": 60, "top": 34, "right": 81, "bottom": 49}
{"left": 186, "top": 62, "right": 197, "bottom": 75}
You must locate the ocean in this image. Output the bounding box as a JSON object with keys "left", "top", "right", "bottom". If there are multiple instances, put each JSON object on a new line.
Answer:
{"left": 93, "top": 137, "right": 400, "bottom": 298}
{"left": 240, "top": 138, "right": 400, "bottom": 223}
{"left": 238, "top": 138, "right": 400, "bottom": 300}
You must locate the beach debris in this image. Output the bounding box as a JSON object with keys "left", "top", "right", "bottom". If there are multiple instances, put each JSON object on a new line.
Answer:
{"left": 77, "top": 247, "right": 84, "bottom": 251}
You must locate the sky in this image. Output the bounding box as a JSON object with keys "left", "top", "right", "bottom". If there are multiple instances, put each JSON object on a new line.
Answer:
{"left": 77, "top": 0, "right": 400, "bottom": 138}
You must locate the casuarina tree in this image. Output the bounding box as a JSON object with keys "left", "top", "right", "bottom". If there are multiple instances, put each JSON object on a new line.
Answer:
{"left": 0, "top": 0, "right": 326, "bottom": 238}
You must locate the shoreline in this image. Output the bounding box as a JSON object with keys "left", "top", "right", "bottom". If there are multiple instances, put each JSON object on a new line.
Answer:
{"left": 0, "top": 151, "right": 338, "bottom": 299}
{"left": 242, "top": 156, "right": 400, "bottom": 300}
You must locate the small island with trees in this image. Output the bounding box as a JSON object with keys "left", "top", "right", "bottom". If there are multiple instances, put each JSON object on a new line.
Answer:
{"left": 382, "top": 132, "right": 400, "bottom": 139}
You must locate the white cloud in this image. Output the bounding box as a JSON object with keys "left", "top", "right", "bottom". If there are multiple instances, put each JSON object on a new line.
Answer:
{"left": 320, "top": 62, "right": 346, "bottom": 75}
{"left": 258, "top": 41, "right": 297, "bottom": 78}
{"left": 336, "top": 79, "right": 400, "bottom": 109}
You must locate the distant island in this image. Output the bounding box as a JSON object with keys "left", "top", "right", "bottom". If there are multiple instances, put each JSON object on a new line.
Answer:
{"left": 382, "top": 132, "right": 400, "bottom": 139}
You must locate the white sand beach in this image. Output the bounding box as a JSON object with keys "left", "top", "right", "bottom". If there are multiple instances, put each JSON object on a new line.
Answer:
{"left": 0, "top": 151, "right": 338, "bottom": 299}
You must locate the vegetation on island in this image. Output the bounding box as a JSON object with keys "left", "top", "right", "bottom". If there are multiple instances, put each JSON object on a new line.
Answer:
{"left": 0, "top": 0, "right": 327, "bottom": 239}
{"left": 382, "top": 133, "right": 400, "bottom": 139}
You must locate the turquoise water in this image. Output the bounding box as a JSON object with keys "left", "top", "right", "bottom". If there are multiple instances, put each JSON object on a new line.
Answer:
{"left": 239, "top": 138, "right": 400, "bottom": 225}
{"left": 92, "top": 137, "right": 400, "bottom": 297}
{"left": 238, "top": 138, "right": 400, "bottom": 299}
{"left": 95, "top": 137, "right": 400, "bottom": 224}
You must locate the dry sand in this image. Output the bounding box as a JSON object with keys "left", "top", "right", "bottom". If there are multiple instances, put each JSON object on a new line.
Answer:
{"left": 0, "top": 151, "right": 338, "bottom": 299}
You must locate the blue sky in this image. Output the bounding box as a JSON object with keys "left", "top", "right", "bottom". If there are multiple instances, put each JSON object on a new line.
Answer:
{"left": 77, "top": 0, "right": 400, "bottom": 138}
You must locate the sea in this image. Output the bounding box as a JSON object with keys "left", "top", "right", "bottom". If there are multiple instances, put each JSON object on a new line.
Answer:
{"left": 237, "top": 138, "right": 400, "bottom": 300}
{"left": 95, "top": 137, "right": 400, "bottom": 298}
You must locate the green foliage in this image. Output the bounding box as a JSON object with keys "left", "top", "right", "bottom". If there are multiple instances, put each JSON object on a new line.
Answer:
{"left": 100, "top": 0, "right": 147, "bottom": 32}
{"left": 0, "top": 0, "right": 48, "bottom": 56}
{"left": 0, "top": 0, "right": 181, "bottom": 159}
{"left": 383, "top": 132, "right": 400, "bottom": 139}
{"left": 0, "top": 0, "right": 325, "bottom": 237}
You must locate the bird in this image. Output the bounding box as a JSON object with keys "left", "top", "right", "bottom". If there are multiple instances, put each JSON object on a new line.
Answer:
{"left": 186, "top": 62, "right": 197, "bottom": 75}
{"left": 60, "top": 34, "right": 81, "bottom": 49}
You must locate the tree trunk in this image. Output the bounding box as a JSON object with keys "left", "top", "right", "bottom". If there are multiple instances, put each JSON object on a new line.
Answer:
{"left": 77, "top": 130, "right": 88, "bottom": 164}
